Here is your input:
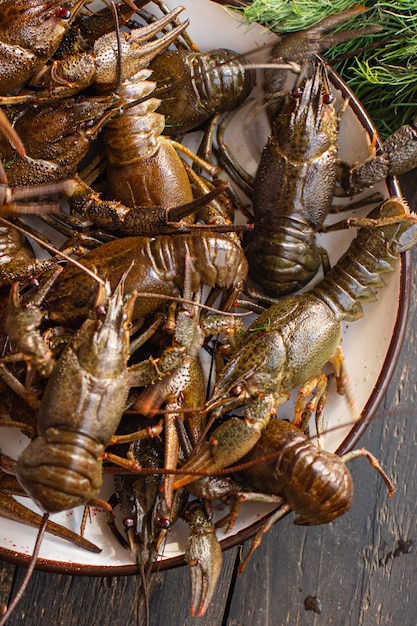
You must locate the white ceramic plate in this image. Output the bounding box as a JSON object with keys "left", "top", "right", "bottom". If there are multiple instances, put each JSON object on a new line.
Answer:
{"left": 0, "top": 0, "right": 409, "bottom": 573}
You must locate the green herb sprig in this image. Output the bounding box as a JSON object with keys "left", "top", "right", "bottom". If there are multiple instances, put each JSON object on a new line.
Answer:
{"left": 241, "top": 1, "right": 417, "bottom": 138}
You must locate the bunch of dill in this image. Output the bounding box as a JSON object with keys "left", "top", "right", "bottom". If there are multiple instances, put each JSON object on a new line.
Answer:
{"left": 241, "top": 0, "right": 417, "bottom": 138}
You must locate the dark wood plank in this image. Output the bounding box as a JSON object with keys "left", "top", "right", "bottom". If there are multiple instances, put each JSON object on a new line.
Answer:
{"left": 0, "top": 561, "right": 15, "bottom": 614}
{"left": 0, "top": 548, "right": 239, "bottom": 625}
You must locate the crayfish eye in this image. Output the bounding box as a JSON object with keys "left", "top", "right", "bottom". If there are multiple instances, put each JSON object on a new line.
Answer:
{"left": 155, "top": 514, "right": 171, "bottom": 529}
{"left": 96, "top": 304, "right": 107, "bottom": 318}
{"left": 80, "top": 119, "right": 95, "bottom": 130}
{"left": 323, "top": 92, "right": 334, "bottom": 105}
{"left": 122, "top": 517, "right": 135, "bottom": 530}
{"left": 55, "top": 6, "right": 72, "bottom": 19}
{"left": 231, "top": 383, "right": 243, "bottom": 396}
{"left": 291, "top": 87, "right": 303, "bottom": 99}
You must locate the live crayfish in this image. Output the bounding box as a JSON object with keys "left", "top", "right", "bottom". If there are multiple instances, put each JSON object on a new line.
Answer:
{"left": 85, "top": 65, "right": 230, "bottom": 233}
{"left": 44, "top": 231, "right": 248, "bottom": 325}
{"left": 12, "top": 275, "right": 138, "bottom": 513}
{"left": 96, "top": 190, "right": 414, "bottom": 601}
{"left": 1, "top": 1, "right": 417, "bottom": 623}
{"left": 175, "top": 196, "right": 417, "bottom": 493}
{"left": 122, "top": 278, "right": 226, "bottom": 619}
{"left": 0, "top": 0, "right": 249, "bottom": 520}
{"left": 0, "top": 5, "right": 188, "bottom": 180}
{"left": 63, "top": 0, "right": 255, "bottom": 237}
{"left": 0, "top": 235, "right": 246, "bottom": 622}
{"left": 219, "top": 6, "right": 417, "bottom": 297}
{"left": 244, "top": 57, "right": 341, "bottom": 296}
{"left": 0, "top": 1, "right": 137, "bottom": 217}
{"left": 96, "top": 185, "right": 410, "bottom": 595}
{"left": 107, "top": 412, "right": 222, "bottom": 621}
{"left": 0, "top": 223, "right": 248, "bottom": 513}
{"left": 106, "top": 427, "right": 181, "bottom": 625}
{"left": 0, "top": 7, "right": 243, "bottom": 240}
{"left": 0, "top": 0, "right": 233, "bottom": 293}
{"left": 0, "top": 0, "right": 173, "bottom": 100}
{"left": 232, "top": 418, "right": 394, "bottom": 571}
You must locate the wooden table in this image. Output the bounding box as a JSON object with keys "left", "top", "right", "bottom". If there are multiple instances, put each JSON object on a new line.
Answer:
{"left": 1, "top": 170, "right": 417, "bottom": 625}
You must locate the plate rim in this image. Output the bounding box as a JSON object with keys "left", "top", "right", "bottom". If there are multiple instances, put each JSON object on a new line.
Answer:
{"left": 328, "top": 64, "right": 410, "bottom": 454}
{"left": 0, "top": 20, "right": 410, "bottom": 578}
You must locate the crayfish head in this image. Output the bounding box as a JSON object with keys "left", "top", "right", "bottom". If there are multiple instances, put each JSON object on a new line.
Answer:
{"left": 0, "top": 0, "right": 88, "bottom": 62}
{"left": 207, "top": 379, "right": 251, "bottom": 420}
{"left": 9, "top": 96, "right": 118, "bottom": 178}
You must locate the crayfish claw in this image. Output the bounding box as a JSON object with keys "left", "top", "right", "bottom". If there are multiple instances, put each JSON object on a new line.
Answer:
{"left": 183, "top": 500, "right": 222, "bottom": 617}
{"left": 173, "top": 416, "right": 266, "bottom": 490}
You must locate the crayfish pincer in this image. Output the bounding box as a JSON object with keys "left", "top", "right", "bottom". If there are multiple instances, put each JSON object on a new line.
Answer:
{"left": 175, "top": 196, "right": 417, "bottom": 484}
{"left": 14, "top": 276, "right": 137, "bottom": 513}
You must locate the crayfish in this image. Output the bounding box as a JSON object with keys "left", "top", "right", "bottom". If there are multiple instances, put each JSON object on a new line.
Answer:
{"left": 219, "top": 7, "right": 417, "bottom": 297}
{"left": 3, "top": 2, "right": 417, "bottom": 624}
{"left": 174, "top": 196, "right": 416, "bottom": 527}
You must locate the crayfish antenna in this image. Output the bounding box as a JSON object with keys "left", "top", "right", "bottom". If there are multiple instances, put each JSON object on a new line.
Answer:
{"left": 0, "top": 109, "right": 25, "bottom": 185}
{"left": 0, "top": 513, "right": 49, "bottom": 625}
{"left": 137, "top": 563, "right": 150, "bottom": 626}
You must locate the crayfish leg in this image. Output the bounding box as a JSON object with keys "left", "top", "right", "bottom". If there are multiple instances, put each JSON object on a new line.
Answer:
{"left": 0, "top": 108, "right": 25, "bottom": 184}
{"left": 238, "top": 503, "right": 292, "bottom": 575}
{"left": 329, "top": 345, "right": 359, "bottom": 423}
{"left": 293, "top": 371, "right": 328, "bottom": 436}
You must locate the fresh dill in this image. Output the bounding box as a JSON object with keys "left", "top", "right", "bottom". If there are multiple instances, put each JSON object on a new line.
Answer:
{"left": 240, "top": 1, "right": 417, "bottom": 138}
